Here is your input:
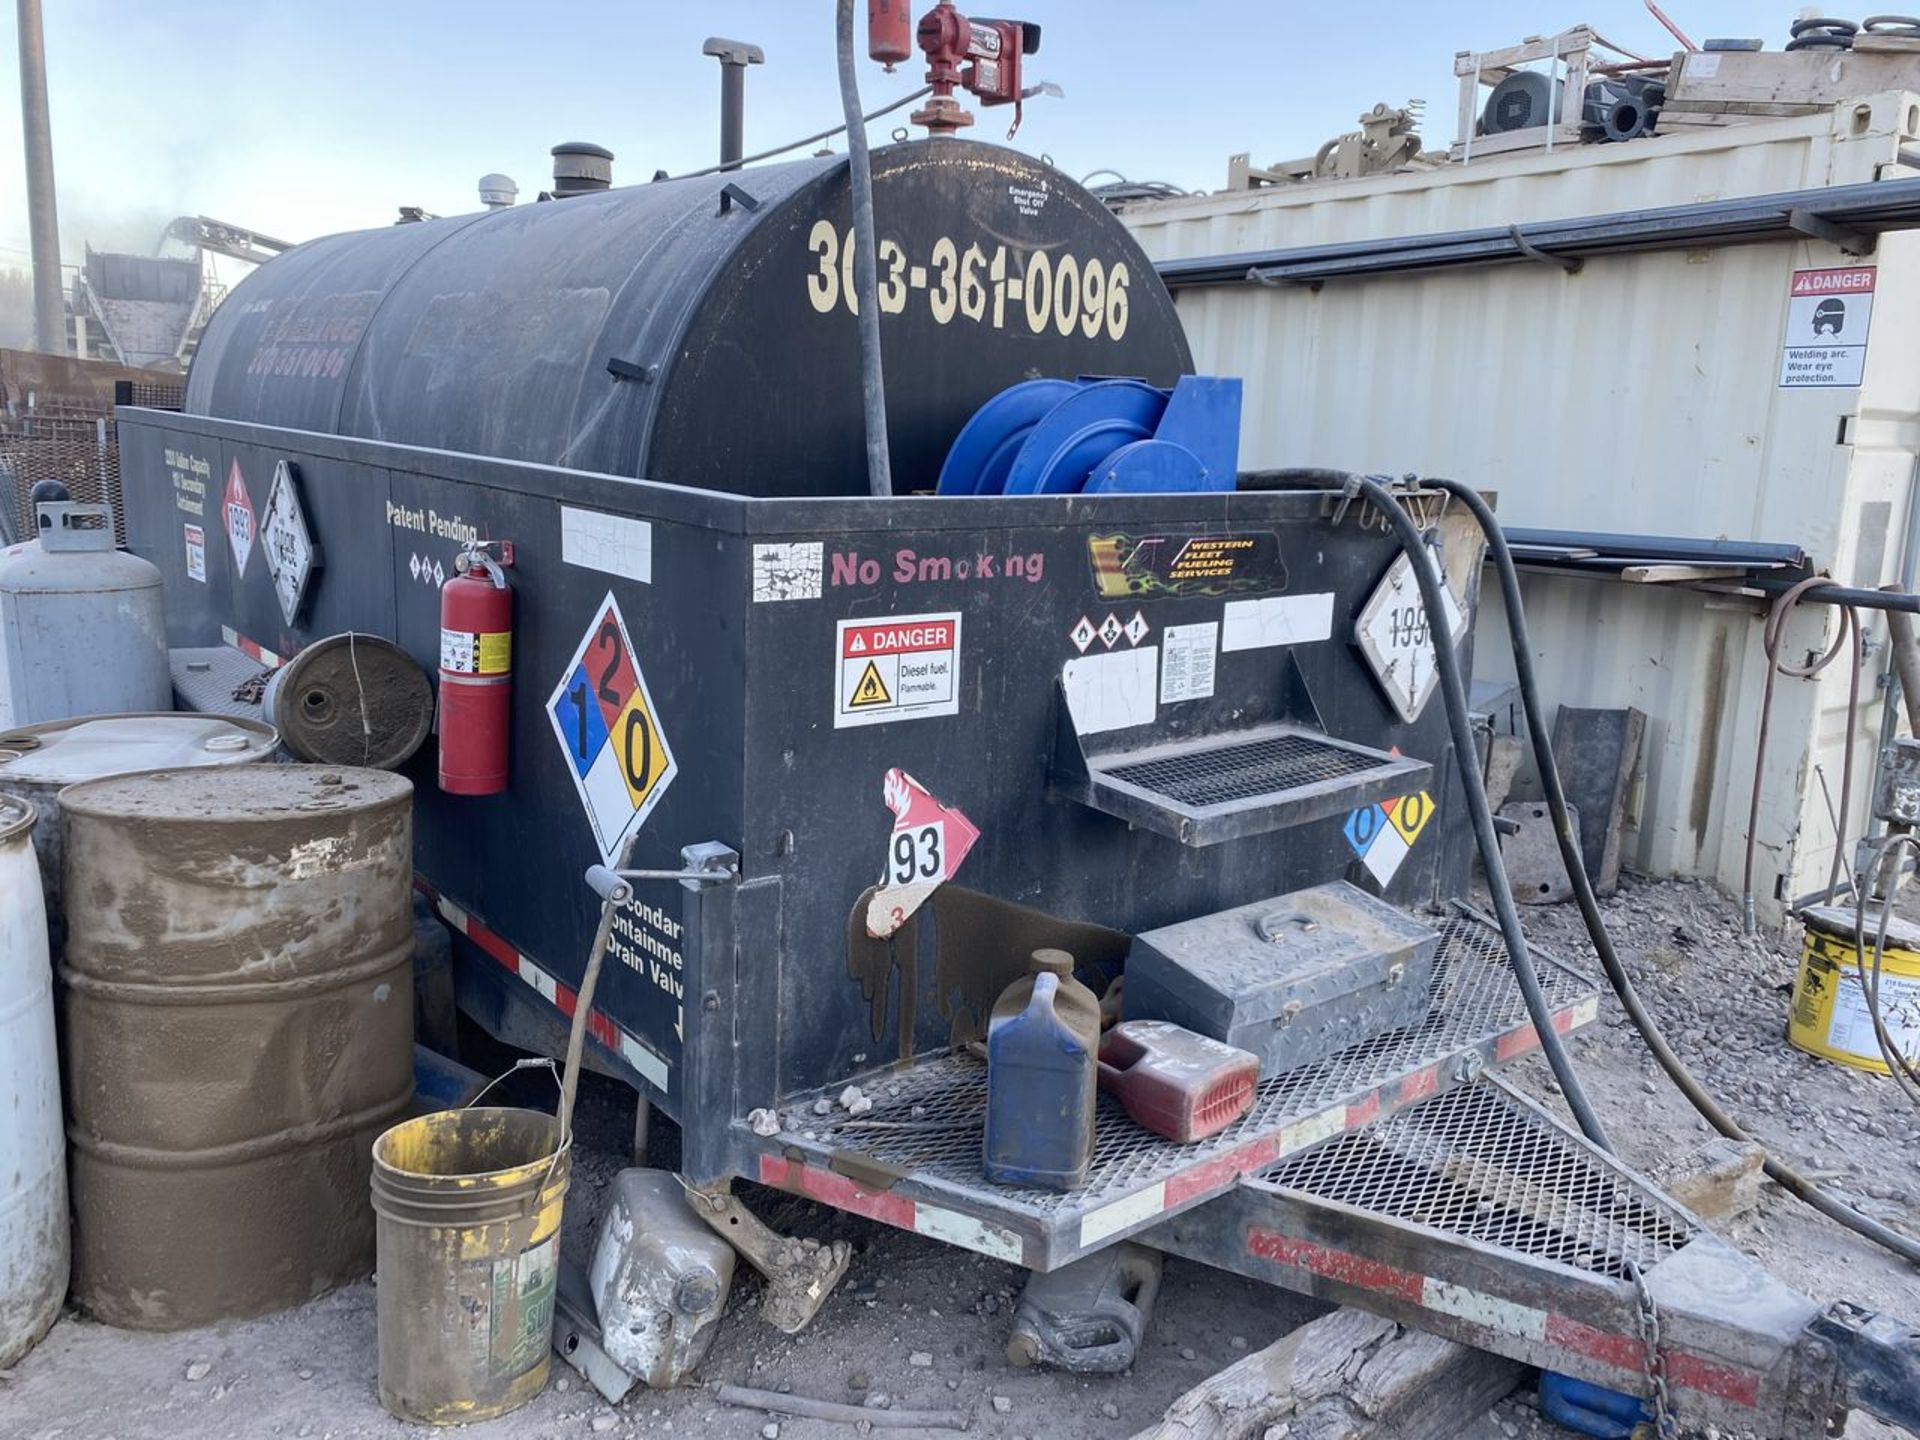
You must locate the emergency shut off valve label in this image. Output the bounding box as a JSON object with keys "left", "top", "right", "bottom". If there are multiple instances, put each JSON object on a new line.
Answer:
{"left": 834, "top": 612, "right": 962, "bottom": 728}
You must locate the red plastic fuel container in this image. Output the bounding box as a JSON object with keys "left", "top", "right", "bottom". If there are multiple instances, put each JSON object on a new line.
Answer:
{"left": 1097, "top": 1021, "right": 1259, "bottom": 1143}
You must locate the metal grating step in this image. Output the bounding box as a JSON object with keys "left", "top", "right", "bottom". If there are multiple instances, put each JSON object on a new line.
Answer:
{"left": 170, "top": 646, "right": 271, "bottom": 722}
{"left": 1255, "top": 1076, "right": 1696, "bottom": 1278}
{"left": 1060, "top": 721, "right": 1431, "bottom": 846}
{"left": 741, "top": 913, "right": 1601, "bottom": 1270}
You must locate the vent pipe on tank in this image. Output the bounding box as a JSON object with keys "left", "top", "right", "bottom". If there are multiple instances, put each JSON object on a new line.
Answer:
{"left": 550, "top": 142, "right": 614, "bottom": 198}
{"left": 478, "top": 173, "right": 519, "bottom": 209}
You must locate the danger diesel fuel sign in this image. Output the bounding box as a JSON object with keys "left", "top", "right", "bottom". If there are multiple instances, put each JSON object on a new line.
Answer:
{"left": 834, "top": 612, "right": 962, "bottom": 729}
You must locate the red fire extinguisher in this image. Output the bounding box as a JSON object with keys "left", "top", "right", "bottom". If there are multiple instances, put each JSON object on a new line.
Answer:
{"left": 438, "top": 544, "right": 513, "bottom": 795}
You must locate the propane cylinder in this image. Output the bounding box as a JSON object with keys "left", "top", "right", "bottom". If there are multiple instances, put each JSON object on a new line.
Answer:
{"left": 0, "top": 502, "right": 168, "bottom": 728}
{"left": 0, "top": 796, "right": 66, "bottom": 1367}
{"left": 437, "top": 555, "right": 512, "bottom": 794}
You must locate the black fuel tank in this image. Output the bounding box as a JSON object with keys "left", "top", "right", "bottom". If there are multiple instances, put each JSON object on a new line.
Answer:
{"left": 185, "top": 142, "right": 1193, "bottom": 497}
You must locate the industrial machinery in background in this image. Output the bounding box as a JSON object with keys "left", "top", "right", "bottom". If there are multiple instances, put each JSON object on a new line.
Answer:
{"left": 1228, "top": 102, "right": 1435, "bottom": 191}
{"left": 77, "top": 3, "right": 1920, "bottom": 1434}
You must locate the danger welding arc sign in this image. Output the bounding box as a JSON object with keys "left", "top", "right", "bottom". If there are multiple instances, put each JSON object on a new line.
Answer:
{"left": 834, "top": 612, "right": 961, "bottom": 729}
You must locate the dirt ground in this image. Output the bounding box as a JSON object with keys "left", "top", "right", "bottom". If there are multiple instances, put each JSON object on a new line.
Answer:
{"left": 3, "top": 873, "right": 1917, "bottom": 1440}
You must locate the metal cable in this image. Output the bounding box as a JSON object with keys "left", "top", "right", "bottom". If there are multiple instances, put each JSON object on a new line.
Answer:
{"left": 666, "top": 86, "right": 933, "bottom": 181}
{"left": 1424, "top": 476, "right": 1920, "bottom": 1267}
{"left": 836, "top": 0, "right": 894, "bottom": 498}
{"left": 1742, "top": 577, "right": 1861, "bottom": 933}
{"left": 1239, "top": 469, "right": 1613, "bottom": 1151}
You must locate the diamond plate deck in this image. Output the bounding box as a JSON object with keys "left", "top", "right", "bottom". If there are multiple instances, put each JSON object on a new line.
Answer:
{"left": 739, "top": 913, "right": 1602, "bottom": 1269}
{"left": 1255, "top": 1076, "right": 1696, "bottom": 1278}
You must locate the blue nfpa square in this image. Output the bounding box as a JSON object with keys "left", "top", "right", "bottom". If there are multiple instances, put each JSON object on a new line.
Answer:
{"left": 550, "top": 661, "right": 609, "bottom": 778}
{"left": 1343, "top": 803, "right": 1387, "bottom": 858}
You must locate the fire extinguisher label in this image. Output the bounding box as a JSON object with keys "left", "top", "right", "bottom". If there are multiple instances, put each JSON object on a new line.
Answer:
{"left": 441, "top": 629, "right": 512, "bottom": 676}
{"left": 544, "top": 593, "right": 679, "bottom": 863}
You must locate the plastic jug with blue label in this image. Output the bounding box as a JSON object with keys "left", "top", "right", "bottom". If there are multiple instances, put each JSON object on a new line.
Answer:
{"left": 985, "top": 948, "right": 1101, "bottom": 1190}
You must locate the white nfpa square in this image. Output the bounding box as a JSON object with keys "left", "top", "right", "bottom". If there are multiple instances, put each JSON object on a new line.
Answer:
{"left": 581, "top": 743, "right": 635, "bottom": 848}
{"left": 1361, "top": 824, "right": 1411, "bottom": 886}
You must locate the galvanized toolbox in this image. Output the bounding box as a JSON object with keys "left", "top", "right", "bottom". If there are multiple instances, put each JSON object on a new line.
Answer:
{"left": 1122, "top": 881, "right": 1439, "bottom": 1077}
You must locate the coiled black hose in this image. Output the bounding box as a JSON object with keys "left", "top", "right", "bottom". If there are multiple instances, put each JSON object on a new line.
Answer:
{"left": 1239, "top": 469, "right": 1613, "bottom": 1152}
{"left": 1419, "top": 475, "right": 1920, "bottom": 1268}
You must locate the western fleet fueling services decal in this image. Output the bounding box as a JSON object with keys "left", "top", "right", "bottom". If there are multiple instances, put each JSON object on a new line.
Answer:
{"left": 547, "top": 593, "right": 677, "bottom": 862}
{"left": 866, "top": 768, "right": 981, "bottom": 939}
{"left": 1781, "top": 266, "right": 1875, "bottom": 388}
{"left": 223, "top": 459, "right": 256, "bottom": 574}
{"left": 1087, "top": 530, "right": 1285, "bottom": 602}
{"left": 834, "top": 612, "right": 961, "bottom": 729}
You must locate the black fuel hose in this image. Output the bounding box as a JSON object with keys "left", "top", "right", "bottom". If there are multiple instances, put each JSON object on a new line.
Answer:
{"left": 1239, "top": 469, "right": 1614, "bottom": 1151}
{"left": 1421, "top": 475, "right": 1920, "bottom": 1268}
{"left": 836, "top": 0, "right": 894, "bottom": 498}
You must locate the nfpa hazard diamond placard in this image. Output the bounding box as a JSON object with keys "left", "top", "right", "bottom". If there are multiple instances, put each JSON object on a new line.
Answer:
{"left": 547, "top": 593, "right": 677, "bottom": 861}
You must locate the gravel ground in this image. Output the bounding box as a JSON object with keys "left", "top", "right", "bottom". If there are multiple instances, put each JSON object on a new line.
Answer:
{"left": 3, "top": 874, "right": 1917, "bottom": 1440}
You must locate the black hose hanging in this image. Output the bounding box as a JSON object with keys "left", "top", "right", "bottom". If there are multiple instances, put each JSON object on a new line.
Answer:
{"left": 1239, "top": 469, "right": 1614, "bottom": 1152}
{"left": 1422, "top": 476, "right": 1920, "bottom": 1268}
{"left": 835, "top": 0, "right": 894, "bottom": 498}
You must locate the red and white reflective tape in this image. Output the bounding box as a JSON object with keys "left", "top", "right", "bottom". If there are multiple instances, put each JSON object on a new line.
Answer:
{"left": 221, "top": 624, "right": 286, "bottom": 669}
{"left": 758, "top": 1155, "right": 1024, "bottom": 1264}
{"left": 1070, "top": 992, "right": 1602, "bottom": 1249}
{"left": 1246, "top": 1229, "right": 1762, "bottom": 1408}
{"left": 417, "top": 880, "right": 671, "bottom": 1093}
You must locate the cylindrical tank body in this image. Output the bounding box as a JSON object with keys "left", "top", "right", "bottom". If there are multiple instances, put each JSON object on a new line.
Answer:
{"left": 0, "top": 503, "right": 168, "bottom": 728}
{"left": 0, "top": 712, "right": 278, "bottom": 944}
{"left": 59, "top": 765, "right": 415, "bottom": 1329}
{"left": 185, "top": 143, "right": 1192, "bottom": 497}
{"left": 0, "top": 796, "right": 65, "bottom": 1367}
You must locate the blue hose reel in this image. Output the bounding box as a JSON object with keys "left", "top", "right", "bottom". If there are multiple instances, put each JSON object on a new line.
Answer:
{"left": 936, "top": 375, "right": 1242, "bottom": 496}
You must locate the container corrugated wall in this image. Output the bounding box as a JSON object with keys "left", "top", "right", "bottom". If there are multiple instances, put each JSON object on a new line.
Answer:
{"left": 1125, "top": 95, "right": 1920, "bottom": 917}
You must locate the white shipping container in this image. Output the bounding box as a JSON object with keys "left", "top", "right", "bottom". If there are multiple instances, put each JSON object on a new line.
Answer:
{"left": 1125, "top": 95, "right": 1920, "bottom": 921}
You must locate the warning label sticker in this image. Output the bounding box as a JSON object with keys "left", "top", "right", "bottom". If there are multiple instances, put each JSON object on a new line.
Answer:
{"left": 183, "top": 524, "right": 206, "bottom": 583}
{"left": 547, "top": 593, "right": 678, "bottom": 861}
{"left": 223, "top": 459, "right": 255, "bottom": 575}
{"left": 834, "top": 612, "right": 962, "bottom": 729}
{"left": 1781, "top": 266, "right": 1875, "bottom": 388}
{"left": 865, "top": 768, "right": 981, "bottom": 938}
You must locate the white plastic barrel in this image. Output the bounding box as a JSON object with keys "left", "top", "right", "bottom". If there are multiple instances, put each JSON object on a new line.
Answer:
{"left": 0, "top": 795, "right": 66, "bottom": 1366}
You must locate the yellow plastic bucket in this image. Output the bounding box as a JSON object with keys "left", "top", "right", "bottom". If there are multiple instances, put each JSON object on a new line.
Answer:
{"left": 1789, "top": 904, "right": 1920, "bottom": 1075}
{"left": 370, "top": 1106, "right": 570, "bottom": 1424}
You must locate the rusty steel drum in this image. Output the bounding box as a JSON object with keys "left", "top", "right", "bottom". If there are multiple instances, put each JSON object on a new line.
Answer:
{"left": 58, "top": 765, "right": 414, "bottom": 1329}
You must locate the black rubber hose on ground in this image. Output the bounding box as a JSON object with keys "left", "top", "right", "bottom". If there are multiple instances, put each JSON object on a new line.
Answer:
{"left": 1423, "top": 475, "right": 1920, "bottom": 1268}
{"left": 1239, "top": 469, "right": 1614, "bottom": 1152}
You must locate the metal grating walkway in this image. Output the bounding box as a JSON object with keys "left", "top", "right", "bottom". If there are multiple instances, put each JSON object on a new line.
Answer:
{"left": 1258, "top": 1077, "right": 1696, "bottom": 1278}
{"left": 752, "top": 914, "right": 1601, "bottom": 1267}
{"left": 1105, "top": 732, "right": 1382, "bottom": 806}
{"left": 1064, "top": 721, "right": 1433, "bottom": 847}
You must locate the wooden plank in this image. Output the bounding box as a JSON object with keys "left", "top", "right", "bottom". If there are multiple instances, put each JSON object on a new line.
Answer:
{"left": 1668, "top": 48, "right": 1920, "bottom": 107}
{"left": 1854, "top": 34, "right": 1920, "bottom": 55}
{"left": 1449, "top": 125, "right": 1586, "bottom": 163}
{"left": 1662, "top": 98, "right": 1826, "bottom": 118}
{"left": 1133, "top": 1308, "right": 1521, "bottom": 1440}
{"left": 1620, "top": 563, "right": 1750, "bottom": 583}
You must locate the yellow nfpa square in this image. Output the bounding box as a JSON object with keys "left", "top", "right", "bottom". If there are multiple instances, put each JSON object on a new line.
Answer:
{"left": 611, "top": 686, "right": 672, "bottom": 810}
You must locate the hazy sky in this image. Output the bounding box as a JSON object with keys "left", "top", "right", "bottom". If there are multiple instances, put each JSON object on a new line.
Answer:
{"left": 2, "top": 1, "right": 1794, "bottom": 270}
